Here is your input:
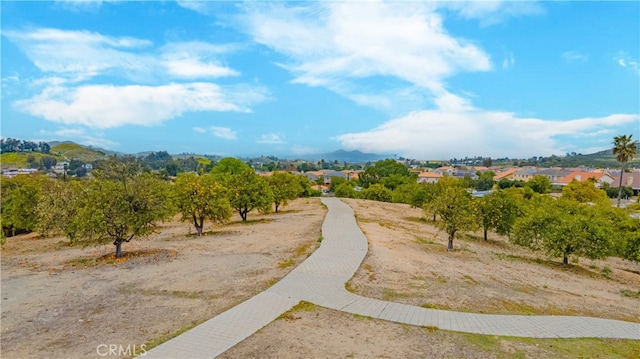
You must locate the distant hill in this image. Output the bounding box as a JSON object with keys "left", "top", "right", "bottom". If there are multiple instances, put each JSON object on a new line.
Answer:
{"left": 50, "top": 142, "right": 110, "bottom": 163}
{"left": 305, "top": 149, "right": 390, "bottom": 163}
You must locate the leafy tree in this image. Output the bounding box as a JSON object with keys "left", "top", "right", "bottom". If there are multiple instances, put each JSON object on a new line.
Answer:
{"left": 211, "top": 157, "right": 250, "bottom": 176}
{"left": 40, "top": 155, "right": 57, "bottom": 170}
{"left": 1, "top": 175, "right": 46, "bottom": 236}
{"left": 268, "top": 171, "right": 302, "bottom": 212}
{"left": 362, "top": 183, "right": 393, "bottom": 202}
{"left": 473, "top": 171, "right": 495, "bottom": 191}
{"left": 329, "top": 176, "right": 347, "bottom": 192}
{"left": 335, "top": 181, "right": 358, "bottom": 198}
{"left": 426, "top": 183, "right": 476, "bottom": 251}
{"left": 218, "top": 166, "right": 273, "bottom": 221}
{"left": 36, "top": 178, "right": 82, "bottom": 241}
{"left": 358, "top": 159, "right": 414, "bottom": 189}
{"left": 297, "top": 175, "right": 314, "bottom": 197}
{"left": 602, "top": 183, "right": 632, "bottom": 199}
{"left": 511, "top": 197, "right": 613, "bottom": 265}
{"left": 612, "top": 134, "right": 638, "bottom": 207}
{"left": 73, "top": 173, "right": 172, "bottom": 258}
{"left": 172, "top": 173, "right": 232, "bottom": 236}
{"left": 473, "top": 190, "right": 520, "bottom": 241}
{"left": 562, "top": 179, "right": 609, "bottom": 205}
{"left": 526, "top": 175, "right": 551, "bottom": 194}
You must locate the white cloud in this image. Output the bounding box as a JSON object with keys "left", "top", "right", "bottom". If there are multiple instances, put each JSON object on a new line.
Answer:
{"left": 3, "top": 28, "right": 153, "bottom": 81}
{"left": 209, "top": 126, "right": 237, "bottom": 140}
{"left": 562, "top": 51, "right": 588, "bottom": 63}
{"left": 336, "top": 109, "right": 639, "bottom": 159}
{"left": 237, "top": 1, "right": 491, "bottom": 113}
{"left": 55, "top": 0, "right": 104, "bottom": 13}
{"left": 502, "top": 52, "right": 515, "bottom": 69}
{"left": 192, "top": 127, "right": 206, "bottom": 133}
{"left": 176, "top": 1, "right": 213, "bottom": 15}
{"left": 614, "top": 51, "right": 639, "bottom": 75}
{"left": 15, "top": 83, "right": 269, "bottom": 128}
{"left": 442, "top": 1, "right": 545, "bottom": 27}
{"left": 258, "top": 133, "right": 285, "bottom": 144}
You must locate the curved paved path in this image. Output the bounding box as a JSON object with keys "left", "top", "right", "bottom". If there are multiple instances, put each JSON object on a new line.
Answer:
{"left": 144, "top": 197, "right": 640, "bottom": 358}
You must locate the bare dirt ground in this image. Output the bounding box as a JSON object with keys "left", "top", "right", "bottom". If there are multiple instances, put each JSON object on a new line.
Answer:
{"left": 223, "top": 199, "right": 640, "bottom": 359}
{"left": 2, "top": 197, "right": 639, "bottom": 359}
{"left": 1, "top": 198, "right": 325, "bottom": 359}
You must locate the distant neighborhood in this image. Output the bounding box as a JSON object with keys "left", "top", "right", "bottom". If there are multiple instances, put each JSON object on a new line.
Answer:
{"left": 1, "top": 138, "right": 638, "bottom": 198}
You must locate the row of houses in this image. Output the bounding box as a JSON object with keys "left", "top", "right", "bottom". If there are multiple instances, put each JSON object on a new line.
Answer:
{"left": 492, "top": 167, "right": 640, "bottom": 194}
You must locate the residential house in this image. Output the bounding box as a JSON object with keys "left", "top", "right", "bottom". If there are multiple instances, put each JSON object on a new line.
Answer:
{"left": 513, "top": 168, "right": 538, "bottom": 182}
{"left": 557, "top": 171, "right": 615, "bottom": 187}
{"left": 611, "top": 172, "right": 640, "bottom": 195}
{"left": 536, "top": 168, "right": 573, "bottom": 185}
{"left": 417, "top": 171, "right": 442, "bottom": 184}
{"left": 493, "top": 168, "right": 519, "bottom": 181}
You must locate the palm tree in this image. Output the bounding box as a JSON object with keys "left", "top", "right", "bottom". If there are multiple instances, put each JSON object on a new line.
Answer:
{"left": 612, "top": 134, "right": 638, "bottom": 207}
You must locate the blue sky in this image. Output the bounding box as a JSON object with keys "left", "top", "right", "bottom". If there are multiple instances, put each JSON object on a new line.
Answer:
{"left": 1, "top": 1, "right": 638, "bottom": 160}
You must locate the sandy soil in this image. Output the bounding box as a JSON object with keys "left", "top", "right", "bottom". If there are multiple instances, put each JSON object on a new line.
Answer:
{"left": 1, "top": 198, "right": 325, "bottom": 359}
{"left": 2, "top": 197, "right": 639, "bottom": 359}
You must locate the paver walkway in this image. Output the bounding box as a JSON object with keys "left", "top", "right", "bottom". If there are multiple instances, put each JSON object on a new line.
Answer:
{"left": 144, "top": 197, "right": 640, "bottom": 358}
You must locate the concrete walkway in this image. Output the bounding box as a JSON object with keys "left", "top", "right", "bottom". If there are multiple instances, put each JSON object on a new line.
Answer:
{"left": 144, "top": 197, "right": 640, "bottom": 358}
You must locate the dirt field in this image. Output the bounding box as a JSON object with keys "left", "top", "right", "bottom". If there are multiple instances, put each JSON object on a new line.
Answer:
{"left": 1, "top": 197, "right": 639, "bottom": 359}
{"left": 1, "top": 198, "right": 325, "bottom": 359}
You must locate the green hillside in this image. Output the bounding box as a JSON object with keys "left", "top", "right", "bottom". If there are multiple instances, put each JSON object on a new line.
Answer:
{"left": 50, "top": 143, "right": 108, "bottom": 162}
{"left": 0, "top": 152, "right": 64, "bottom": 169}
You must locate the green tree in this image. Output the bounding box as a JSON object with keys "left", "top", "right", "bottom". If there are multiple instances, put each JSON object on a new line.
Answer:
{"left": 473, "top": 171, "right": 495, "bottom": 191}
{"left": 297, "top": 175, "right": 313, "bottom": 197}
{"left": 329, "top": 176, "right": 347, "bottom": 192}
{"left": 220, "top": 167, "right": 273, "bottom": 221}
{"left": 1, "top": 175, "right": 46, "bottom": 236}
{"left": 40, "top": 155, "right": 57, "bottom": 170}
{"left": 172, "top": 173, "right": 232, "bottom": 236}
{"left": 427, "top": 184, "right": 476, "bottom": 251}
{"left": 335, "top": 181, "right": 358, "bottom": 198}
{"left": 36, "top": 178, "right": 82, "bottom": 241}
{"left": 511, "top": 197, "right": 613, "bottom": 265}
{"left": 358, "top": 159, "right": 414, "bottom": 189}
{"left": 526, "top": 175, "right": 551, "bottom": 194}
{"left": 362, "top": 183, "right": 393, "bottom": 202}
{"left": 268, "top": 171, "right": 302, "bottom": 212}
{"left": 73, "top": 173, "right": 172, "bottom": 258}
{"left": 211, "top": 157, "right": 250, "bottom": 176}
{"left": 473, "top": 190, "right": 520, "bottom": 241}
{"left": 562, "top": 179, "right": 609, "bottom": 205}
{"left": 612, "top": 134, "right": 638, "bottom": 207}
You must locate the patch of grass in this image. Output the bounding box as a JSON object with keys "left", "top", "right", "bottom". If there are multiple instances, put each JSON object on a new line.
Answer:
{"left": 500, "top": 337, "right": 640, "bottom": 359}
{"left": 463, "top": 274, "right": 478, "bottom": 284}
{"left": 423, "top": 325, "right": 439, "bottom": 332}
{"left": 67, "top": 249, "right": 178, "bottom": 268}
{"left": 317, "top": 236, "right": 323, "bottom": 243}
{"left": 382, "top": 288, "right": 417, "bottom": 300}
{"left": 458, "top": 333, "right": 501, "bottom": 352}
{"left": 620, "top": 289, "right": 640, "bottom": 298}
{"left": 353, "top": 313, "right": 371, "bottom": 320}
{"left": 294, "top": 243, "right": 310, "bottom": 257}
{"left": 66, "top": 257, "right": 97, "bottom": 267}
{"left": 601, "top": 266, "right": 612, "bottom": 279}
{"left": 278, "top": 258, "right": 296, "bottom": 268}
{"left": 415, "top": 236, "right": 437, "bottom": 245}
{"left": 431, "top": 271, "right": 447, "bottom": 283}
{"left": 405, "top": 216, "right": 428, "bottom": 223}
{"left": 277, "top": 301, "right": 316, "bottom": 321}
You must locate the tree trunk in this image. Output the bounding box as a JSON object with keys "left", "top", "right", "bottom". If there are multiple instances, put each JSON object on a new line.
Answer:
{"left": 115, "top": 240, "right": 123, "bottom": 258}
{"left": 617, "top": 166, "right": 625, "bottom": 208}
{"left": 193, "top": 215, "right": 204, "bottom": 236}
{"left": 447, "top": 232, "right": 454, "bottom": 251}
{"left": 563, "top": 254, "right": 568, "bottom": 266}
{"left": 240, "top": 209, "right": 247, "bottom": 221}
{"left": 275, "top": 203, "right": 279, "bottom": 213}
{"left": 484, "top": 229, "right": 488, "bottom": 241}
